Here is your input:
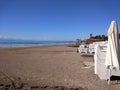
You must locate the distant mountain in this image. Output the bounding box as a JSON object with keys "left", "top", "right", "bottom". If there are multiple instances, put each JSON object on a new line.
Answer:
{"left": 0, "top": 38, "right": 24, "bottom": 42}
{"left": 0, "top": 38, "right": 35, "bottom": 44}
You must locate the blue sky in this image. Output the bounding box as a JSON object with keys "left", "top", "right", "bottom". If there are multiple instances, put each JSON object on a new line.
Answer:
{"left": 0, "top": 0, "right": 120, "bottom": 41}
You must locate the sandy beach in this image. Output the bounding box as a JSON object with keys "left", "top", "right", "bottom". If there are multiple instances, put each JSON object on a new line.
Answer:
{"left": 0, "top": 45, "right": 120, "bottom": 90}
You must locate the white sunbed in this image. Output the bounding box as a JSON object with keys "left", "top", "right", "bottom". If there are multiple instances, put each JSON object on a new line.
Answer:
{"left": 77, "top": 44, "right": 89, "bottom": 53}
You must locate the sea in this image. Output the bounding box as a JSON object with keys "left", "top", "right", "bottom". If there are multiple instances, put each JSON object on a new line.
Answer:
{"left": 0, "top": 40, "right": 75, "bottom": 48}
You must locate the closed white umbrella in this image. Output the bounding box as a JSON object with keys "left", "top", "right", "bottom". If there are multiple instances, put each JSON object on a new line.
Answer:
{"left": 105, "top": 21, "right": 120, "bottom": 69}
{"left": 105, "top": 20, "right": 120, "bottom": 84}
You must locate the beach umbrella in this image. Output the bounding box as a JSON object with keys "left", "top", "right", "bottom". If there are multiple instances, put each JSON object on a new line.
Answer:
{"left": 105, "top": 21, "right": 120, "bottom": 69}
{"left": 105, "top": 20, "right": 120, "bottom": 84}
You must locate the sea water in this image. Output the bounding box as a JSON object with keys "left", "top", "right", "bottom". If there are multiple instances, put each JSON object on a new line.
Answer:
{"left": 0, "top": 40, "right": 75, "bottom": 48}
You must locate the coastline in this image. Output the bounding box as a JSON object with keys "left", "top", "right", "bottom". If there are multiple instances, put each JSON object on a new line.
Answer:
{"left": 0, "top": 40, "right": 75, "bottom": 48}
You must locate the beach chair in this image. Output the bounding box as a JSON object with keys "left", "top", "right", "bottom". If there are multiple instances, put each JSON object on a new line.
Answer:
{"left": 94, "top": 44, "right": 108, "bottom": 80}
{"left": 94, "top": 43, "right": 120, "bottom": 84}
{"left": 77, "top": 44, "right": 89, "bottom": 53}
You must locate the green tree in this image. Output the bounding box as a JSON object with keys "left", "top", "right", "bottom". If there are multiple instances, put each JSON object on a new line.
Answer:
{"left": 90, "top": 33, "right": 93, "bottom": 38}
{"left": 90, "top": 34, "right": 108, "bottom": 40}
{"left": 76, "top": 39, "right": 81, "bottom": 45}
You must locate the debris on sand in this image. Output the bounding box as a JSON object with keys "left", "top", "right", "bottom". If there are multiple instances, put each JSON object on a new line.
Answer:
{"left": 30, "top": 85, "right": 85, "bottom": 90}
{"left": 0, "top": 72, "right": 86, "bottom": 90}
{"left": 0, "top": 72, "right": 23, "bottom": 90}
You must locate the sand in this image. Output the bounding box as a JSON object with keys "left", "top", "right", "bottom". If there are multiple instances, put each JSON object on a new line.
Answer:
{"left": 0, "top": 45, "right": 120, "bottom": 90}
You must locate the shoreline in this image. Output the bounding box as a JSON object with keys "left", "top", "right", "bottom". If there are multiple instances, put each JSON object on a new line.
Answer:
{"left": 0, "top": 43, "right": 76, "bottom": 49}
{"left": 0, "top": 40, "right": 75, "bottom": 48}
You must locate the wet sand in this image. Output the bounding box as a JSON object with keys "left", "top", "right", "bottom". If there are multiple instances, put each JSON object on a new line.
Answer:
{"left": 0, "top": 45, "right": 120, "bottom": 90}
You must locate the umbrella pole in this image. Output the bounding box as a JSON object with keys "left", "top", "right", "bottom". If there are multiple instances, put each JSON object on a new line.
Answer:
{"left": 108, "top": 69, "right": 111, "bottom": 85}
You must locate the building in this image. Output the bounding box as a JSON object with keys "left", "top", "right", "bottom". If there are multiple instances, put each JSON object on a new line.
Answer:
{"left": 86, "top": 38, "right": 105, "bottom": 44}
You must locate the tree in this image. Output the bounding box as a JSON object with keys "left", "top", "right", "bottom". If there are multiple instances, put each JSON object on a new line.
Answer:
{"left": 90, "top": 33, "right": 93, "bottom": 38}
{"left": 89, "top": 34, "right": 108, "bottom": 40}
{"left": 76, "top": 39, "right": 81, "bottom": 45}
{"left": 102, "top": 35, "right": 105, "bottom": 39}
